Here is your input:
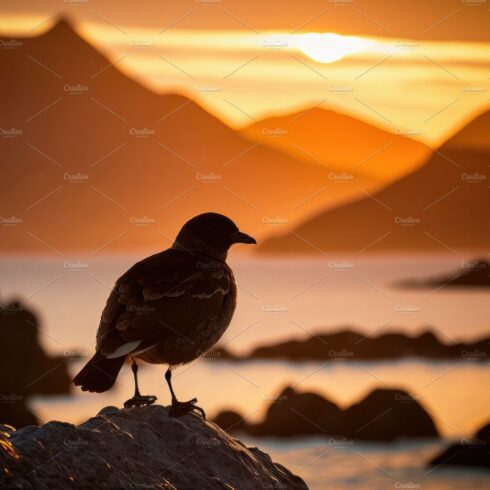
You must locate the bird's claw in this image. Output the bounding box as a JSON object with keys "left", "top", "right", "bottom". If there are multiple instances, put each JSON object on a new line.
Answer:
{"left": 169, "top": 398, "right": 206, "bottom": 419}
{"left": 124, "top": 394, "right": 157, "bottom": 408}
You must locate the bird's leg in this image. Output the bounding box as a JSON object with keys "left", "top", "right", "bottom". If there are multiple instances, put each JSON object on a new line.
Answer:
{"left": 123, "top": 360, "right": 157, "bottom": 408}
{"left": 165, "top": 368, "right": 206, "bottom": 419}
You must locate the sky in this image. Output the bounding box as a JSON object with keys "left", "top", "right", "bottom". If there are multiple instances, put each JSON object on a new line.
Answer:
{"left": 3, "top": 0, "right": 490, "bottom": 41}
{"left": 0, "top": 1, "right": 489, "bottom": 144}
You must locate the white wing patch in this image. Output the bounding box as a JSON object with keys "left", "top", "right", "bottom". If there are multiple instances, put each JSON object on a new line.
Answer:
{"left": 131, "top": 343, "right": 157, "bottom": 357}
{"left": 106, "top": 340, "right": 143, "bottom": 358}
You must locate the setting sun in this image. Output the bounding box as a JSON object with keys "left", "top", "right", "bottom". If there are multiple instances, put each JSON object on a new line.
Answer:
{"left": 297, "top": 32, "right": 369, "bottom": 63}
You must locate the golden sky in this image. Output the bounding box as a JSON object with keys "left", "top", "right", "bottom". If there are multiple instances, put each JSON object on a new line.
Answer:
{"left": 1, "top": 1, "right": 489, "bottom": 144}
{"left": 3, "top": 0, "right": 490, "bottom": 41}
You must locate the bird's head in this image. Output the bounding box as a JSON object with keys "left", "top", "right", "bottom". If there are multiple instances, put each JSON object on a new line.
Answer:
{"left": 172, "top": 212, "right": 256, "bottom": 260}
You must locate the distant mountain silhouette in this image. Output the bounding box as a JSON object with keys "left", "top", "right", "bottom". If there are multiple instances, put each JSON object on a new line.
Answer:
{"left": 242, "top": 107, "right": 431, "bottom": 181}
{"left": 445, "top": 110, "right": 490, "bottom": 152}
{"left": 396, "top": 259, "right": 490, "bottom": 289}
{"left": 0, "top": 18, "right": 371, "bottom": 253}
{"left": 258, "top": 110, "right": 490, "bottom": 253}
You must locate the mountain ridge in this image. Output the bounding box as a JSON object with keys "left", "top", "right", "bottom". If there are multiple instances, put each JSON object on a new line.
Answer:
{"left": 257, "top": 109, "right": 490, "bottom": 253}
{"left": 0, "top": 18, "right": 375, "bottom": 253}
{"left": 242, "top": 105, "right": 432, "bottom": 181}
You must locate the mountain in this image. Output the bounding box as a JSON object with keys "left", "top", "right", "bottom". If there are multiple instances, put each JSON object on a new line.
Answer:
{"left": 258, "top": 110, "right": 490, "bottom": 253}
{"left": 242, "top": 107, "right": 431, "bottom": 182}
{"left": 444, "top": 110, "right": 490, "bottom": 152}
{"left": 0, "top": 19, "right": 371, "bottom": 253}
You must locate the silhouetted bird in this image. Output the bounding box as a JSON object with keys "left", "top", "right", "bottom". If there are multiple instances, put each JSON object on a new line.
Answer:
{"left": 74, "top": 213, "right": 256, "bottom": 417}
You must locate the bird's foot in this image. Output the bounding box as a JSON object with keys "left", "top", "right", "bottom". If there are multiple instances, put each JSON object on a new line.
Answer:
{"left": 169, "top": 398, "right": 206, "bottom": 419}
{"left": 124, "top": 394, "right": 157, "bottom": 408}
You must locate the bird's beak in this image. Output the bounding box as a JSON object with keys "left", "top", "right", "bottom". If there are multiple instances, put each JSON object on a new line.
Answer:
{"left": 231, "top": 230, "right": 257, "bottom": 245}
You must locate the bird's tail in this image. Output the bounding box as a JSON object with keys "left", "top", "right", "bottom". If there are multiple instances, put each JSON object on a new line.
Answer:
{"left": 73, "top": 351, "right": 126, "bottom": 393}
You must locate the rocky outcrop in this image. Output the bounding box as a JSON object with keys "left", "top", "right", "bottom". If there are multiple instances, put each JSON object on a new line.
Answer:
{"left": 250, "top": 387, "right": 344, "bottom": 438}
{"left": 212, "top": 410, "right": 250, "bottom": 434}
{"left": 0, "top": 405, "right": 308, "bottom": 490}
{"left": 213, "top": 386, "right": 439, "bottom": 441}
{"left": 0, "top": 300, "right": 71, "bottom": 428}
{"left": 428, "top": 422, "right": 490, "bottom": 469}
{"left": 343, "top": 388, "right": 438, "bottom": 441}
{"left": 208, "top": 329, "right": 489, "bottom": 362}
{"left": 396, "top": 259, "right": 490, "bottom": 289}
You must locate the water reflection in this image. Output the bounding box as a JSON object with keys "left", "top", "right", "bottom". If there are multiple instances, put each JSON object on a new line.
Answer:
{"left": 32, "top": 358, "right": 490, "bottom": 438}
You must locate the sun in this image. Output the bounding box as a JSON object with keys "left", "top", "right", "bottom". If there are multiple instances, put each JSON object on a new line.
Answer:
{"left": 297, "top": 32, "right": 368, "bottom": 63}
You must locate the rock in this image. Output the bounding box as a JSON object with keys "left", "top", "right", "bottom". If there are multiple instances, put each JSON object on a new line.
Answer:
{"left": 212, "top": 410, "right": 249, "bottom": 433}
{"left": 0, "top": 399, "right": 37, "bottom": 429}
{"left": 214, "top": 387, "right": 439, "bottom": 441}
{"left": 0, "top": 300, "right": 72, "bottom": 428}
{"left": 343, "top": 389, "right": 439, "bottom": 441}
{"left": 396, "top": 259, "right": 490, "bottom": 289}
{"left": 213, "top": 387, "right": 438, "bottom": 441}
{"left": 251, "top": 386, "right": 344, "bottom": 437}
{"left": 211, "top": 328, "right": 489, "bottom": 362}
{"left": 205, "top": 346, "right": 239, "bottom": 361}
{"left": 429, "top": 422, "right": 490, "bottom": 469}
{"left": 476, "top": 422, "right": 490, "bottom": 442}
{"left": 0, "top": 405, "right": 308, "bottom": 490}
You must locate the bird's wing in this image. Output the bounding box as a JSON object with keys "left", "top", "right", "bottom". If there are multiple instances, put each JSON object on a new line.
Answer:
{"left": 96, "top": 249, "right": 231, "bottom": 356}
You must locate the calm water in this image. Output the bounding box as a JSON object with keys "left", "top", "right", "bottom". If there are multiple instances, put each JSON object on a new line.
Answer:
{"left": 1, "top": 254, "right": 489, "bottom": 488}
{"left": 261, "top": 438, "right": 490, "bottom": 490}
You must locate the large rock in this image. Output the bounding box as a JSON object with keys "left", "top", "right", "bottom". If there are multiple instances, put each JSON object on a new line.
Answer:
{"left": 0, "top": 405, "right": 308, "bottom": 490}
{"left": 212, "top": 409, "right": 250, "bottom": 434}
{"left": 428, "top": 422, "right": 490, "bottom": 469}
{"left": 251, "top": 386, "right": 344, "bottom": 437}
{"left": 213, "top": 386, "right": 439, "bottom": 441}
{"left": 0, "top": 300, "right": 72, "bottom": 428}
{"left": 343, "top": 389, "right": 439, "bottom": 441}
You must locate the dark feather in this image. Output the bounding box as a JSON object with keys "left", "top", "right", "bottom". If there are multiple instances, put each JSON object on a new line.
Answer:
{"left": 73, "top": 351, "right": 125, "bottom": 393}
{"left": 96, "top": 249, "right": 231, "bottom": 357}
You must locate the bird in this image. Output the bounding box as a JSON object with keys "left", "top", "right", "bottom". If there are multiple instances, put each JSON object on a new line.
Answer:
{"left": 73, "top": 212, "right": 256, "bottom": 418}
